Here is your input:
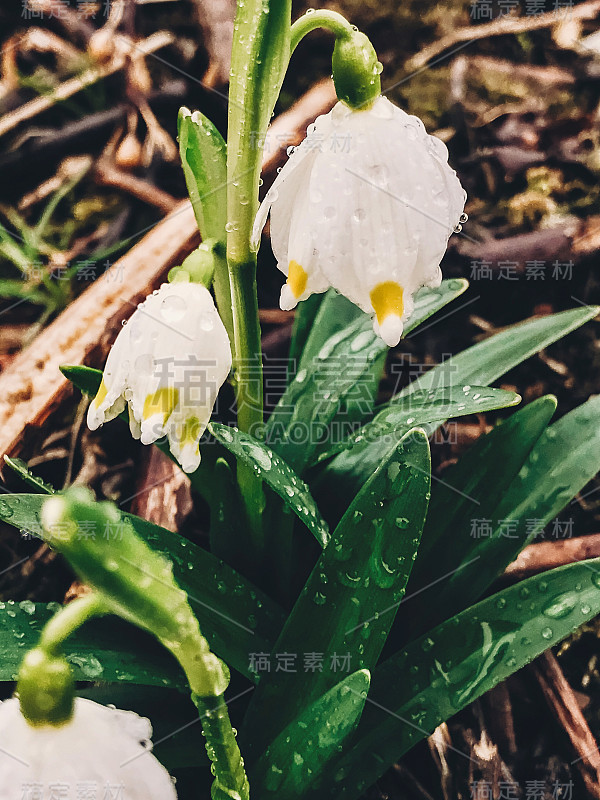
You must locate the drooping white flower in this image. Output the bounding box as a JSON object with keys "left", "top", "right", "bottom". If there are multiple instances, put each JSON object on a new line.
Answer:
{"left": 0, "top": 697, "right": 177, "bottom": 799}
{"left": 253, "top": 97, "right": 467, "bottom": 347}
{"left": 87, "top": 281, "right": 232, "bottom": 473}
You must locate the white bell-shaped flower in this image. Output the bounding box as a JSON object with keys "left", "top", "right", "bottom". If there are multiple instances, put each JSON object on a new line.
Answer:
{"left": 87, "top": 281, "right": 232, "bottom": 473}
{"left": 0, "top": 697, "right": 177, "bottom": 799}
{"left": 253, "top": 96, "right": 467, "bottom": 347}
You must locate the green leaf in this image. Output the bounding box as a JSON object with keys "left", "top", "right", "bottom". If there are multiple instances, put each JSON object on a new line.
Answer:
{"left": 313, "top": 385, "right": 521, "bottom": 465}
{"left": 399, "top": 306, "right": 599, "bottom": 399}
{"left": 61, "top": 364, "right": 103, "bottom": 397}
{"left": 442, "top": 394, "right": 600, "bottom": 613}
{"left": 288, "top": 292, "right": 327, "bottom": 380}
{"left": 315, "top": 306, "right": 597, "bottom": 527}
{"left": 251, "top": 670, "right": 371, "bottom": 798}
{"left": 318, "top": 558, "right": 600, "bottom": 800}
{"left": 396, "top": 396, "right": 557, "bottom": 642}
{"left": 0, "top": 494, "right": 284, "bottom": 680}
{"left": 178, "top": 108, "right": 227, "bottom": 242}
{"left": 3, "top": 456, "right": 56, "bottom": 494}
{"left": 209, "top": 422, "right": 330, "bottom": 549}
{"left": 242, "top": 429, "right": 430, "bottom": 760}
{"left": 0, "top": 601, "right": 186, "bottom": 688}
{"left": 266, "top": 280, "right": 469, "bottom": 474}
{"left": 297, "top": 291, "right": 366, "bottom": 375}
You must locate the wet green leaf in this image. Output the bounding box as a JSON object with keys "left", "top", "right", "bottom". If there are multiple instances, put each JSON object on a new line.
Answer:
{"left": 209, "top": 422, "right": 330, "bottom": 549}
{"left": 0, "top": 601, "right": 186, "bottom": 688}
{"left": 242, "top": 429, "right": 430, "bottom": 760}
{"left": 0, "top": 494, "right": 284, "bottom": 680}
{"left": 313, "top": 384, "right": 521, "bottom": 465}
{"left": 318, "top": 558, "right": 600, "bottom": 800}
{"left": 266, "top": 280, "right": 469, "bottom": 474}
{"left": 178, "top": 108, "right": 227, "bottom": 241}
{"left": 397, "top": 396, "right": 557, "bottom": 642}
{"left": 3, "top": 456, "right": 56, "bottom": 494}
{"left": 314, "top": 306, "right": 597, "bottom": 527}
{"left": 251, "top": 670, "right": 370, "bottom": 798}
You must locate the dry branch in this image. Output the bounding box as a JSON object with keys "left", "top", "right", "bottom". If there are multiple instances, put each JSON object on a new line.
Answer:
{"left": 407, "top": 0, "right": 600, "bottom": 71}
{"left": 533, "top": 651, "right": 600, "bottom": 798}
{"left": 504, "top": 534, "right": 600, "bottom": 581}
{"left": 0, "top": 32, "right": 174, "bottom": 139}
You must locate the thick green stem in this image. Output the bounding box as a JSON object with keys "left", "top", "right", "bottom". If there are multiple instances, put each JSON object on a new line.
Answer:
{"left": 39, "top": 593, "right": 108, "bottom": 656}
{"left": 193, "top": 693, "right": 250, "bottom": 800}
{"left": 226, "top": 0, "right": 292, "bottom": 551}
{"left": 290, "top": 9, "right": 354, "bottom": 54}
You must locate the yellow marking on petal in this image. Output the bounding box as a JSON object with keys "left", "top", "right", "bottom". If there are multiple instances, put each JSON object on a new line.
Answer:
{"left": 143, "top": 387, "right": 179, "bottom": 421}
{"left": 287, "top": 260, "right": 308, "bottom": 298}
{"left": 370, "top": 281, "right": 404, "bottom": 325}
{"left": 181, "top": 416, "right": 201, "bottom": 447}
{"left": 93, "top": 378, "right": 108, "bottom": 408}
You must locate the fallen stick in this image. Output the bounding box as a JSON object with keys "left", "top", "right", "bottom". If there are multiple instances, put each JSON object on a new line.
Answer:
{"left": 407, "top": 0, "right": 600, "bottom": 71}
{"left": 503, "top": 533, "right": 600, "bottom": 581}
{"left": 0, "top": 31, "right": 174, "bottom": 139}
{"left": 532, "top": 651, "right": 600, "bottom": 799}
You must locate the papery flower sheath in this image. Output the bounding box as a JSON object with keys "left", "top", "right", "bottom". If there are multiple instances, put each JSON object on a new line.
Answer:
{"left": 253, "top": 96, "right": 467, "bottom": 346}
{"left": 87, "top": 281, "right": 232, "bottom": 473}
{"left": 0, "top": 697, "right": 177, "bottom": 799}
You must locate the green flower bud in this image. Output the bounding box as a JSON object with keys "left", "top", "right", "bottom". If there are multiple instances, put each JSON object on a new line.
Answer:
{"left": 169, "top": 239, "right": 222, "bottom": 287}
{"left": 17, "top": 648, "right": 74, "bottom": 727}
{"left": 332, "top": 31, "right": 382, "bottom": 111}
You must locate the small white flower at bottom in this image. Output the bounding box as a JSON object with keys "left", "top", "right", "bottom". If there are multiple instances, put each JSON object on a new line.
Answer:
{"left": 0, "top": 697, "right": 177, "bottom": 799}
{"left": 87, "top": 281, "right": 232, "bottom": 473}
{"left": 254, "top": 97, "right": 467, "bottom": 347}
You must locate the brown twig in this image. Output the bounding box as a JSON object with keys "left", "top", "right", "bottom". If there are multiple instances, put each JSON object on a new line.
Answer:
{"left": 504, "top": 534, "right": 600, "bottom": 581}
{"left": 407, "top": 0, "right": 600, "bottom": 71}
{"left": 93, "top": 159, "right": 179, "bottom": 213}
{"left": 0, "top": 32, "right": 173, "bottom": 139}
{"left": 532, "top": 651, "right": 600, "bottom": 798}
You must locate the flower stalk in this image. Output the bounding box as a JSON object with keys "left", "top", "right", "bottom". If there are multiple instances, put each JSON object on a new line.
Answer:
{"left": 226, "top": 0, "right": 292, "bottom": 548}
{"left": 35, "top": 488, "right": 250, "bottom": 799}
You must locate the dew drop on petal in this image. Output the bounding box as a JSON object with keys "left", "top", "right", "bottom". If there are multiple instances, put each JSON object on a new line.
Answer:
{"left": 160, "top": 294, "right": 187, "bottom": 323}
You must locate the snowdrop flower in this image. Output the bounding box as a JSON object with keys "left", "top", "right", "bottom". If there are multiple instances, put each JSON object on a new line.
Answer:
{"left": 253, "top": 97, "right": 467, "bottom": 347}
{"left": 0, "top": 697, "right": 177, "bottom": 800}
{"left": 88, "top": 280, "right": 232, "bottom": 473}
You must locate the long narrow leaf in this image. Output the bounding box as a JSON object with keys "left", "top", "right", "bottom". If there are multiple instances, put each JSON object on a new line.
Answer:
{"left": 317, "top": 558, "right": 600, "bottom": 800}
{"left": 242, "top": 429, "right": 430, "bottom": 759}
{"left": 250, "top": 670, "right": 370, "bottom": 798}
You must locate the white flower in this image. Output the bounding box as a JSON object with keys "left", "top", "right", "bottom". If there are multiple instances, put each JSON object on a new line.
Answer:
{"left": 253, "top": 97, "right": 467, "bottom": 347}
{"left": 0, "top": 697, "right": 177, "bottom": 799}
{"left": 87, "top": 281, "right": 232, "bottom": 473}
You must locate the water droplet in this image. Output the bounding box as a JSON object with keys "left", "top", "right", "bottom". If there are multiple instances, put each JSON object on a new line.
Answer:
{"left": 543, "top": 592, "right": 578, "bottom": 620}
{"left": 160, "top": 294, "right": 187, "bottom": 323}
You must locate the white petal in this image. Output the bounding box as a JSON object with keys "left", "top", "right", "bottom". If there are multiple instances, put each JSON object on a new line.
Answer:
{"left": 87, "top": 282, "right": 232, "bottom": 472}
{"left": 0, "top": 697, "right": 177, "bottom": 800}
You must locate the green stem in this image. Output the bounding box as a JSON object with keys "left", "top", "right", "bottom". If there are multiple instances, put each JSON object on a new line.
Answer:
{"left": 39, "top": 593, "right": 108, "bottom": 657}
{"left": 226, "top": 0, "right": 293, "bottom": 553}
{"left": 290, "top": 9, "right": 354, "bottom": 54}
{"left": 193, "top": 693, "right": 250, "bottom": 800}
{"left": 229, "top": 255, "right": 266, "bottom": 549}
